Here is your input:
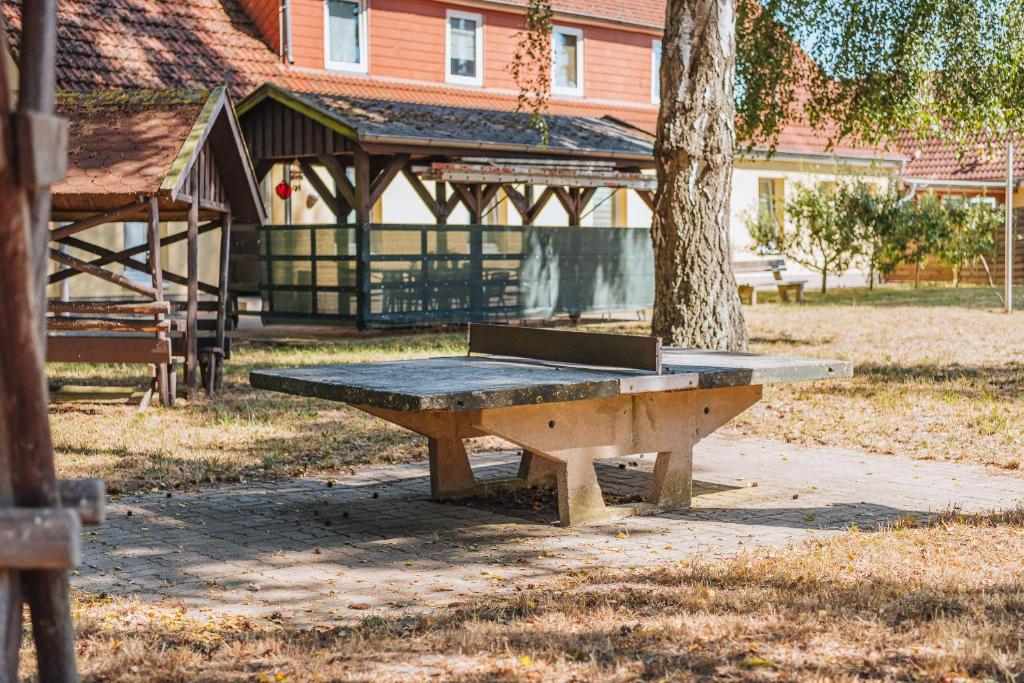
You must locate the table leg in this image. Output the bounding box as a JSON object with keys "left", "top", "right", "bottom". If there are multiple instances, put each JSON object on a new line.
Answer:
{"left": 427, "top": 436, "right": 476, "bottom": 499}
{"left": 517, "top": 450, "right": 558, "bottom": 486}
{"left": 648, "top": 447, "right": 693, "bottom": 510}
{"left": 555, "top": 453, "right": 606, "bottom": 526}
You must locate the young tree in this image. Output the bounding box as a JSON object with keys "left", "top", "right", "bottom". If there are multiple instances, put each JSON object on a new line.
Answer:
{"left": 516, "top": 0, "right": 1024, "bottom": 349}
{"left": 900, "top": 195, "right": 951, "bottom": 288}
{"left": 841, "top": 181, "right": 906, "bottom": 289}
{"left": 937, "top": 200, "right": 1001, "bottom": 286}
{"left": 748, "top": 183, "right": 859, "bottom": 293}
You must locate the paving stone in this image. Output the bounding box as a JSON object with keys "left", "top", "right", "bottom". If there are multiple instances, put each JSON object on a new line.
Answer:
{"left": 76, "top": 434, "right": 1024, "bottom": 624}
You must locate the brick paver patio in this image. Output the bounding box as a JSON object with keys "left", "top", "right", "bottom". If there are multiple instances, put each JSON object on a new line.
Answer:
{"left": 76, "top": 434, "right": 1024, "bottom": 623}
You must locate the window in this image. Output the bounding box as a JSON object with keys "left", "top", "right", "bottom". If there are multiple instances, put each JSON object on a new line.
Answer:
{"left": 122, "top": 222, "right": 150, "bottom": 284}
{"left": 758, "top": 178, "right": 785, "bottom": 231}
{"left": 446, "top": 9, "right": 483, "bottom": 86}
{"left": 651, "top": 39, "right": 662, "bottom": 103}
{"left": 325, "top": 0, "right": 366, "bottom": 73}
{"left": 552, "top": 26, "right": 583, "bottom": 96}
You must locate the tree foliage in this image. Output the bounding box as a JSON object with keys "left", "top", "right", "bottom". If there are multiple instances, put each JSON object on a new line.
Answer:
{"left": 842, "top": 181, "right": 906, "bottom": 287}
{"left": 736, "top": 0, "right": 1024, "bottom": 152}
{"left": 899, "top": 194, "right": 950, "bottom": 287}
{"left": 507, "top": 0, "right": 554, "bottom": 143}
{"left": 748, "top": 183, "right": 859, "bottom": 293}
{"left": 936, "top": 199, "right": 1001, "bottom": 286}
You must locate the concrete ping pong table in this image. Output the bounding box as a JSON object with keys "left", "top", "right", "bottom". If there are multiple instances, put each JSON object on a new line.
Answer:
{"left": 251, "top": 324, "right": 853, "bottom": 526}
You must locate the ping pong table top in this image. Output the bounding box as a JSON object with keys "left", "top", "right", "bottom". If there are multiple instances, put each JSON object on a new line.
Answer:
{"left": 250, "top": 349, "right": 852, "bottom": 413}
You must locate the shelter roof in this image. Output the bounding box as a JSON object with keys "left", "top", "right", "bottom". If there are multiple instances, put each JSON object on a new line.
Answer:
{"left": 241, "top": 84, "right": 655, "bottom": 160}
{"left": 53, "top": 87, "right": 266, "bottom": 223}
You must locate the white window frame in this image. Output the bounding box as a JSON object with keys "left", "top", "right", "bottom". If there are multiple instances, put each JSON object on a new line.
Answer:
{"left": 445, "top": 9, "right": 484, "bottom": 86}
{"left": 551, "top": 25, "right": 584, "bottom": 97}
{"left": 651, "top": 39, "right": 662, "bottom": 104}
{"left": 324, "top": 0, "right": 368, "bottom": 74}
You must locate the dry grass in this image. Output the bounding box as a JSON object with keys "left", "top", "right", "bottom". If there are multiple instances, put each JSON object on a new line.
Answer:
{"left": 20, "top": 509, "right": 1024, "bottom": 681}
{"left": 737, "top": 285, "right": 1024, "bottom": 469}
{"left": 47, "top": 284, "right": 1024, "bottom": 495}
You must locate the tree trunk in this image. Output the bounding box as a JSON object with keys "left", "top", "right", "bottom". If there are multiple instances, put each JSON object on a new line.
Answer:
{"left": 820, "top": 269, "right": 828, "bottom": 294}
{"left": 650, "top": 0, "right": 747, "bottom": 351}
{"left": 914, "top": 259, "right": 920, "bottom": 289}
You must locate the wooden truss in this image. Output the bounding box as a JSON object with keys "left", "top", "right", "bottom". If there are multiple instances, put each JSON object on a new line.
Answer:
{"left": 47, "top": 180, "right": 234, "bottom": 405}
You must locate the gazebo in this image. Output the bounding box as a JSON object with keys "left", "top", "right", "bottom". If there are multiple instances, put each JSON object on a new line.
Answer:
{"left": 48, "top": 87, "right": 265, "bottom": 404}
{"left": 236, "top": 84, "right": 657, "bottom": 329}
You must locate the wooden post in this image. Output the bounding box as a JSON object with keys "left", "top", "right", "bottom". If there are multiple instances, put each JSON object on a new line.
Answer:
{"left": 214, "top": 207, "right": 232, "bottom": 393}
{"left": 523, "top": 185, "right": 534, "bottom": 226}
{"left": 468, "top": 185, "right": 484, "bottom": 319}
{"left": 354, "top": 148, "right": 372, "bottom": 330}
{"left": 4, "top": 0, "right": 80, "bottom": 678}
{"left": 186, "top": 182, "right": 199, "bottom": 400}
{"left": 1007, "top": 141, "right": 1015, "bottom": 314}
{"left": 148, "top": 196, "right": 169, "bottom": 407}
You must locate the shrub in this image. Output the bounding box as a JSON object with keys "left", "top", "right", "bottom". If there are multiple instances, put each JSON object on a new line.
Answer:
{"left": 937, "top": 200, "right": 1001, "bottom": 287}
{"left": 747, "top": 182, "right": 859, "bottom": 293}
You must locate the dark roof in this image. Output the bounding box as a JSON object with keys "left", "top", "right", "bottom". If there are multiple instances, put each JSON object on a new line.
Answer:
{"left": 53, "top": 87, "right": 266, "bottom": 223}
{"left": 245, "top": 86, "right": 655, "bottom": 159}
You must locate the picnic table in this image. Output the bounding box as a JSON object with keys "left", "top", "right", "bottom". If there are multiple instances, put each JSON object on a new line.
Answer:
{"left": 251, "top": 325, "right": 852, "bottom": 526}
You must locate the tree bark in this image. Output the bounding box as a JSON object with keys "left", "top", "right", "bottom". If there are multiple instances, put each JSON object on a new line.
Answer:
{"left": 651, "top": 0, "right": 747, "bottom": 351}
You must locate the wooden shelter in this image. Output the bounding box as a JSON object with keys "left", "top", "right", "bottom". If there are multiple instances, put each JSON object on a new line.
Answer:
{"left": 236, "top": 83, "right": 656, "bottom": 329}
{"left": 48, "top": 87, "right": 265, "bottom": 403}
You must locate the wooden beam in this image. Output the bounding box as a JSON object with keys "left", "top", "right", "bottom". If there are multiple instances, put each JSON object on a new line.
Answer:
{"left": 114, "top": 267, "right": 219, "bottom": 297}
{"left": 49, "top": 219, "right": 221, "bottom": 285}
{"left": 318, "top": 154, "right": 356, "bottom": 209}
{"left": 401, "top": 166, "right": 442, "bottom": 219}
{"left": 502, "top": 184, "right": 529, "bottom": 221}
{"left": 370, "top": 153, "right": 409, "bottom": 206}
{"left": 299, "top": 159, "right": 345, "bottom": 219}
{"left": 57, "top": 479, "right": 105, "bottom": 526}
{"left": 450, "top": 183, "right": 479, "bottom": 216}
{"left": 46, "top": 336, "right": 172, "bottom": 364}
{"left": 48, "top": 248, "right": 158, "bottom": 298}
{"left": 480, "top": 184, "right": 502, "bottom": 215}
{"left": 526, "top": 187, "right": 556, "bottom": 225}
{"left": 186, "top": 187, "right": 199, "bottom": 400}
{"left": 0, "top": 510, "right": 80, "bottom": 570}
{"left": 148, "top": 195, "right": 169, "bottom": 408}
{"left": 636, "top": 189, "right": 655, "bottom": 211}
{"left": 47, "top": 317, "right": 171, "bottom": 333}
{"left": 48, "top": 197, "right": 146, "bottom": 242}
{"left": 47, "top": 300, "right": 171, "bottom": 315}
{"left": 254, "top": 159, "right": 274, "bottom": 182}
{"left": 215, "top": 208, "right": 231, "bottom": 393}
{"left": 552, "top": 186, "right": 576, "bottom": 221}
{"left": 354, "top": 148, "right": 371, "bottom": 329}
{"left": 7, "top": 2, "right": 80, "bottom": 677}
{"left": 198, "top": 198, "right": 229, "bottom": 213}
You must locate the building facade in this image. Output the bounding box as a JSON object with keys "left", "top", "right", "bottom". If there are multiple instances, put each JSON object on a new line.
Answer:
{"left": 5, "top": 0, "right": 908, "bottom": 321}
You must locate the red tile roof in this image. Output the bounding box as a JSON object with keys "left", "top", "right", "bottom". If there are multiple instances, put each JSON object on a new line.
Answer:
{"left": 462, "top": 0, "right": 666, "bottom": 29}
{"left": 54, "top": 89, "right": 208, "bottom": 199}
{"left": 900, "top": 133, "right": 1023, "bottom": 182}
{"left": 2, "top": 0, "right": 890, "bottom": 162}
{"left": 2, "top": 0, "right": 282, "bottom": 94}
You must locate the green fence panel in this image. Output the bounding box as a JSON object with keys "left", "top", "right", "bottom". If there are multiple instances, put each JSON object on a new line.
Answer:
{"left": 258, "top": 224, "right": 654, "bottom": 326}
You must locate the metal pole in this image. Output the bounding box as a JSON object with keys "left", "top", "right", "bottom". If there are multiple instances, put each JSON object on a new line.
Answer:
{"left": 1006, "top": 141, "right": 1014, "bottom": 314}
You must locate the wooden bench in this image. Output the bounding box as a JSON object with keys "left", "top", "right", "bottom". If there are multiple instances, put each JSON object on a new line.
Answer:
{"left": 46, "top": 300, "right": 176, "bottom": 407}
{"left": 733, "top": 259, "right": 806, "bottom": 305}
